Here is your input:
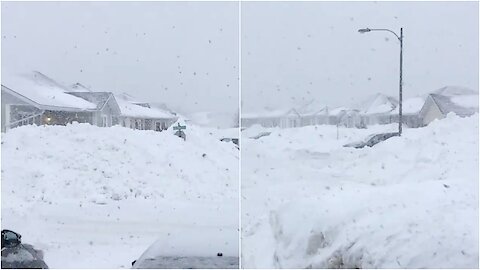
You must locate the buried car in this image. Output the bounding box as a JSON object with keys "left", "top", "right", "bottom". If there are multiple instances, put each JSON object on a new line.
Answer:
{"left": 343, "top": 132, "right": 399, "bottom": 149}
{"left": 131, "top": 230, "right": 238, "bottom": 269}
{"left": 1, "top": 230, "right": 48, "bottom": 269}
{"left": 249, "top": 131, "right": 272, "bottom": 140}
{"left": 220, "top": 137, "right": 239, "bottom": 147}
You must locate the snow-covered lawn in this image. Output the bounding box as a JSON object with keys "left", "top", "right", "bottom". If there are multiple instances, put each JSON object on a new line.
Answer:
{"left": 241, "top": 113, "right": 479, "bottom": 268}
{"left": 1, "top": 123, "right": 239, "bottom": 268}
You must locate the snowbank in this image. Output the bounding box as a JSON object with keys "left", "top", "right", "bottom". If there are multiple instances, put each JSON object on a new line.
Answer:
{"left": 242, "top": 114, "right": 478, "bottom": 268}
{"left": 2, "top": 123, "right": 238, "bottom": 268}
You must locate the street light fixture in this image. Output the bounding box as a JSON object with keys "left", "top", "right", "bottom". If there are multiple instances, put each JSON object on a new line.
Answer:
{"left": 358, "top": 27, "right": 403, "bottom": 136}
{"left": 358, "top": 28, "right": 371, "bottom": 33}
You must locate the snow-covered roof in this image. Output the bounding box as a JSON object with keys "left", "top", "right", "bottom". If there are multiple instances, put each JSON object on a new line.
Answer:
{"left": 390, "top": 97, "right": 425, "bottom": 115}
{"left": 242, "top": 109, "right": 288, "bottom": 118}
{"left": 67, "top": 92, "right": 117, "bottom": 111}
{"left": 356, "top": 93, "right": 398, "bottom": 114}
{"left": 294, "top": 99, "right": 328, "bottom": 116}
{"left": 433, "top": 86, "right": 478, "bottom": 97}
{"left": 430, "top": 93, "right": 478, "bottom": 116}
{"left": 116, "top": 92, "right": 145, "bottom": 104}
{"left": 2, "top": 71, "right": 97, "bottom": 110}
{"left": 329, "top": 107, "right": 352, "bottom": 115}
{"left": 69, "top": 83, "right": 93, "bottom": 92}
{"left": 114, "top": 94, "right": 176, "bottom": 119}
{"left": 450, "top": 95, "right": 479, "bottom": 109}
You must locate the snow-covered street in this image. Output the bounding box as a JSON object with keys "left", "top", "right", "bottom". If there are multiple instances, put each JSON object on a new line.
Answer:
{"left": 241, "top": 114, "right": 479, "bottom": 268}
{"left": 1, "top": 123, "right": 239, "bottom": 268}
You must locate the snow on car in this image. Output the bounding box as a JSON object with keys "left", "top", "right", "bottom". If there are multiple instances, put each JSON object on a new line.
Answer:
{"left": 131, "top": 229, "right": 238, "bottom": 269}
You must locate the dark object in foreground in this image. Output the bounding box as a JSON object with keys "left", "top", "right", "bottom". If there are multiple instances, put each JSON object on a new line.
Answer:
{"left": 220, "top": 138, "right": 239, "bottom": 147}
{"left": 1, "top": 230, "right": 48, "bottom": 269}
{"left": 173, "top": 123, "right": 187, "bottom": 141}
{"left": 343, "top": 132, "right": 399, "bottom": 149}
{"left": 249, "top": 131, "right": 272, "bottom": 140}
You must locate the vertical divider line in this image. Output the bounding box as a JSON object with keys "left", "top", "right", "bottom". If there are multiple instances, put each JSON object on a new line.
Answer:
{"left": 238, "top": 0, "right": 242, "bottom": 268}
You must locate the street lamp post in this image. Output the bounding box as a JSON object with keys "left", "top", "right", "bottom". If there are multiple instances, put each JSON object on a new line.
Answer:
{"left": 358, "top": 27, "right": 403, "bottom": 136}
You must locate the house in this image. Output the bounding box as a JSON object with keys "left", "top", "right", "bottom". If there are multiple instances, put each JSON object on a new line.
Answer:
{"left": 241, "top": 99, "right": 331, "bottom": 129}
{"left": 1, "top": 71, "right": 99, "bottom": 132}
{"left": 67, "top": 88, "right": 177, "bottom": 131}
{"left": 241, "top": 109, "right": 287, "bottom": 128}
{"left": 66, "top": 91, "right": 122, "bottom": 127}
{"left": 294, "top": 100, "right": 330, "bottom": 127}
{"left": 353, "top": 93, "right": 424, "bottom": 128}
{"left": 337, "top": 109, "right": 365, "bottom": 128}
{"left": 355, "top": 93, "right": 398, "bottom": 126}
{"left": 419, "top": 87, "right": 478, "bottom": 126}
{"left": 114, "top": 94, "right": 178, "bottom": 131}
{"left": 298, "top": 107, "right": 330, "bottom": 127}
{"left": 388, "top": 96, "right": 425, "bottom": 128}
{"left": 1, "top": 71, "right": 178, "bottom": 132}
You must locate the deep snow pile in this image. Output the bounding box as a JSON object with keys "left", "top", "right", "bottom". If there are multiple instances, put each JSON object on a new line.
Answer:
{"left": 1, "top": 123, "right": 238, "bottom": 268}
{"left": 242, "top": 113, "right": 478, "bottom": 268}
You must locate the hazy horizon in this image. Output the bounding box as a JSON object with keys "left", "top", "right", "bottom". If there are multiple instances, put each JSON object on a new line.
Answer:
{"left": 2, "top": 1, "right": 478, "bottom": 116}
{"left": 242, "top": 1, "right": 479, "bottom": 113}
{"left": 1, "top": 1, "right": 239, "bottom": 115}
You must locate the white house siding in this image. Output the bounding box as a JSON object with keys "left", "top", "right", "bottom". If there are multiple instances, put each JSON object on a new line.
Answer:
{"left": 66, "top": 92, "right": 121, "bottom": 128}
{"left": 1, "top": 88, "right": 47, "bottom": 131}
{"left": 1, "top": 89, "right": 34, "bottom": 131}
{"left": 97, "top": 97, "right": 120, "bottom": 127}
{"left": 241, "top": 117, "right": 281, "bottom": 128}
{"left": 420, "top": 97, "right": 444, "bottom": 126}
{"left": 120, "top": 117, "right": 175, "bottom": 131}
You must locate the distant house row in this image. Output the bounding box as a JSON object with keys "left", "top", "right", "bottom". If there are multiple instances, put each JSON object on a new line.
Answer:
{"left": 1, "top": 71, "right": 178, "bottom": 132}
{"left": 241, "top": 86, "right": 479, "bottom": 129}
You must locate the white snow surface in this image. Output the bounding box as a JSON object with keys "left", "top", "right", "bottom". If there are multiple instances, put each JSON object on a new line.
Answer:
{"left": 2, "top": 71, "right": 97, "bottom": 110}
{"left": 1, "top": 123, "right": 238, "bottom": 268}
{"left": 242, "top": 113, "right": 479, "bottom": 268}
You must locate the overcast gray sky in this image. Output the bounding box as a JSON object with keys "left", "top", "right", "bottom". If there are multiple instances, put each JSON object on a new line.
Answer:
{"left": 242, "top": 1, "right": 479, "bottom": 112}
{"left": 2, "top": 1, "right": 239, "bottom": 114}
{"left": 2, "top": 1, "right": 478, "bottom": 115}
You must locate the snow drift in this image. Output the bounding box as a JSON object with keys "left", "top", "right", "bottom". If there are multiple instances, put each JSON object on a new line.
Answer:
{"left": 2, "top": 123, "right": 239, "bottom": 268}
{"left": 242, "top": 113, "right": 478, "bottom": 268}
